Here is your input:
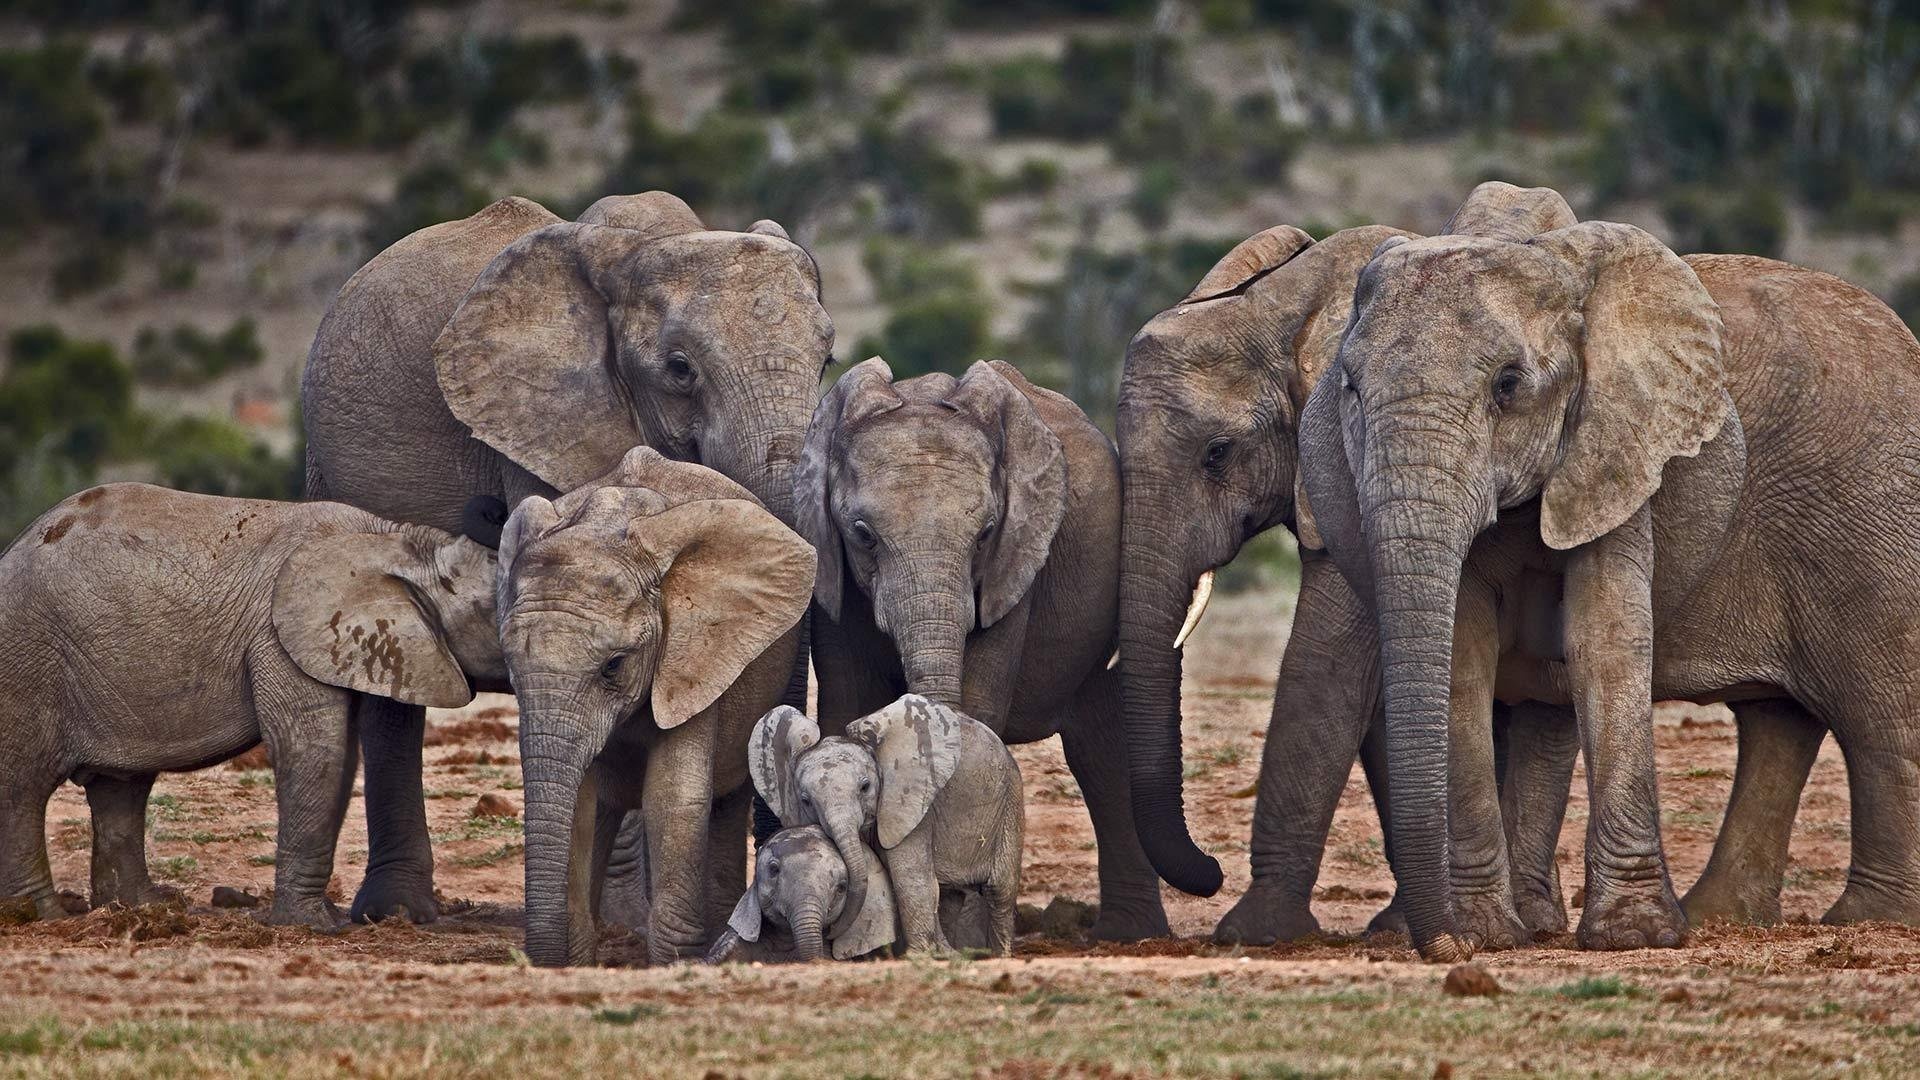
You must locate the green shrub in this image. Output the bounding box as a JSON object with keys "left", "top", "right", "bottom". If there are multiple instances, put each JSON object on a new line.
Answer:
{"left": 1891, "top": 275, "right": 1920, "bottom": 335}
{"left": 1129, "top": 161, "right": 1182, "bottom": 232}
{"left": 862, "top": 239, "right": 981, "bottom": 305}
{"left": 131, "top": 319, "right": 264, "bottom": 387}
{"left": 0, "top": 326, "right": 135, "bottom": 480}
{"left": 1662, "top": 185, "right": 1786, "bottom": 257}
{"left": 146, "top": 416, "right": 299, "bottom": 501}
{"left": 856, "top": 292, "right": 992, "bottom": 381}
{"left": 986, "top": 37, "right": 1148, "bottom": 142}
{"left": 364, "top": 159, "right": 494, "bottom": 252}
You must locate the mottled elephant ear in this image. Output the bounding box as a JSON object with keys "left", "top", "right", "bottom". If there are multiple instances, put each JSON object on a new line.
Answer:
{"left": 725, "top": 884, "right": 764, "bottom": 943}
{"left": 943, "top": 361, "right": 1067, "bottom": 627}
{"left": 433, "top": 222, "right": 650, "bottom": 494}
{"left": 1444, "top": 181, "right": 1578, "bottom": 242}
{"left": 831, "top": 842, "right": 898, "bottom": 960}
{"left": 587, "top": 445, "right": 757, "bottom": 506}
{"left": 796, "top": 358, "right": 903, "bottom": 621}
{"left": 749, "top": 706, "right": 820, "bottom": 825}
{"left": 1183, "top": 225, "right": 1315, "bottom": 302}
{"left": 848, "top": 695, "right": 964, "bottom": 850}
{"left": 271, "top": 532, "right": 473, "bottom": 708}
{"left": 575, "top": 191, "right": 705, "bottom": 238}
{"left": 630, "top": 499, "right": 815, "bottom": 729}
{"left": 1529, "top": 222, "right": 1728, "bottom": 550}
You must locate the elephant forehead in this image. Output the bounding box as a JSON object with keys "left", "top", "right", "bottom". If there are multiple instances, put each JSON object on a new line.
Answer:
{"left": 843, "top": 410, "right": 993, "bottom": 470}
{"left": 761, "top": 824, "right": 834, "bottom": 862}
{"left": 801, "top": 740, "right": 877, "bottom": 777}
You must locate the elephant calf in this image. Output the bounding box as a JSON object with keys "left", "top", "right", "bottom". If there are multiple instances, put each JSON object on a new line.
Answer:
{"left": 0, "top": 483, "right": 505, "bottom": 928}
{"left": 705, "top": 825, "right": 896, "bottom": 963}
{"left": 751, "top": 696, "right": 1022, "bottom": 955}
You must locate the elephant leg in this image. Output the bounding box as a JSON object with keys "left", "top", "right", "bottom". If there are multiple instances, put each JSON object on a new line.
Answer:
{"left": 83, "top": 773, "right": 171, "bottom": 909}
{"left": 1823, "top": 704, "right": 1920, "bottom": 926}
{"left": 1499, "top": 701, "right": 1579, "bottom": 935}
{"left": 1445, "top": 580, "right": 1527, "bottom": 951}
{"left": 1217, "top": 557, "right": 1383, "bottom": 945}
{"left": 351, "top": 696, "right": 437, "bottom": 924}
{"left": 1355, "top": 717, "right": 1408, "bottom": 936}
{"left": 985, "top": 810, "right": 1022, "bottom": 957}
{"left": 642, "top": 728, "right": 717, "bottom": 965}
{"left": 0, "top": 765, "right": 61, "bottom": 919}
{"left": 705, "top": 785, "right": 751, "bottom": 937}
{"left": 1058, "top": 665, "right": 1169, "bottom": 941}
{"left": 597, "top": 810, "right": 650, "bottom": 932}
{"left": 885, "top": 833, "right": 950, "bottom": 955}
{"left": 1564, "top": 510, "right": 1685, "bottom": 951}
{"left": 1683, "top": 699, "right": 1822, "bottom": 926}
{"left": 260, "top": 675, "right": 358, "bottom": 930}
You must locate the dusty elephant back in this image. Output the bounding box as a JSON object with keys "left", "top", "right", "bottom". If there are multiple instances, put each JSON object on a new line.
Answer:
{"left": 302, "top": 197, "right": 562, "bottom": 531}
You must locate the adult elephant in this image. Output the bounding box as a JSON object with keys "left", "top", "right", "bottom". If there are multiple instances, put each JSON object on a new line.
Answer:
{"left": 1299, "top": 200, "right": 1920, "bottom": 960}
{"left": 302, "top": 192, "right": 831, "bottom": 923}
{"left": 1115, "top": 184, "right": 1586, "bottom": 924}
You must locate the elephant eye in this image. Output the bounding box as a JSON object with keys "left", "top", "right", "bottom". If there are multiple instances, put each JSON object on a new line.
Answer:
{"left": 1203, "top": 438, "right": 1232, "bottom": 471}
{"left": 976, "top": 518, "right": 996, "bottom": 546}
{"left": 1492, "top": 366, "right": 1525, "bottom": 409}
{"left": 835, "top": 880, "right": 846, "bottom": 894}
{"left": 859, "top": 778, "right": 871, "bottom": 794}
{"left": 663, "top": 352, "right": 696, "bottom": 388}
{"left": 850, "top": 519, "right": 878, "bottom": 549}
{"left": 600, "top": 653, "right": 628, "bottom": 683}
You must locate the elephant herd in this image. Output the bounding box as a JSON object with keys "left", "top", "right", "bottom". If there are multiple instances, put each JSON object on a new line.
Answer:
{"left": 4, "top": 182, "right": 1920, "bottom": 969}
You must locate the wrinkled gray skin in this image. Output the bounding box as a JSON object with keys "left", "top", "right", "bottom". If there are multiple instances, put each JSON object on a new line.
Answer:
{"left": 797, "top": 358, "right": 1164, "bottom": 939}
{"left": 1301, "top": 189, "right": 1920, "bottom": 960}
{"left": 1117, "top": 184, "right": 1587, "bottom": 939}
{"left": 302, "top": 192, "right": 830, "bottom": 925}
{"left": 754, "top": 697, "right": 1023, "bottom": 955}
{"left": 704, "top": 825, "right": 897, "bottom": 963}
{"left": 495, "top": 448, "right": 814, "bottom": 967}
{"left": 0, "top": 484, "right": 503, "bottom": 928}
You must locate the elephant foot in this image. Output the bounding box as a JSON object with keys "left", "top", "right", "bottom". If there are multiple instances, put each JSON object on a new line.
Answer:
{"left": 1822, "top": 881, "right": 1920, "bottom": 927}
{"left": 1454, "top": 890, "right": 1529, "bottom": 951}
{"left": 1681, "top": 876, "right": 1780, "bottom": 928}
{"left": 350, "top": 868, "right": 438, "bottom": 925}
{"left": 92, "top": 882, "right": 182, "bottom": 912}
{"left": 1576, "top": 885, "right": 1686, "bottom": 950}
{"left": 1365, "top": 900, "right": 1408, "bottom": 940}
{"left": 268, "top": 895, "right": 346, "bottom": 932}
{"left": 1514, "top": 886, "right": 1569, "bottom": 936}
{"left": 1213, "top": 884, "right": 1320, "bottom": 945}
{"left": 1090, "top": 895, "right": 1170, "bottom": 942}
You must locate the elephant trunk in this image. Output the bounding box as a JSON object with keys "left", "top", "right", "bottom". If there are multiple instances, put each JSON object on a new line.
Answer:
{"left": 1116, "top": 474, "right": 1223, "bottom": 897}
{"left": 883, "top": 548, "right": 973, "bottom": 707}
{"left": 788, "top": 900, "right": 827, "bottom": 962}
{"left": 1358, "top": 413, "right": 1484, "bottom": 963}
{"left": 820, "top": 810, "right": 869, "bottom": 941}
{"left": 705, "top": 364, "right": 810, "bottom": 529}
{"left": 516, "top": 689, "right": 603, "bottom": 967}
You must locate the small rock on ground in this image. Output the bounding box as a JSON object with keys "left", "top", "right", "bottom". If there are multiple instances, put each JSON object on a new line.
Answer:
{"left": 1442, "top": 963, "right": 1502, "bottom": 997}
{"left": 472, "top": 793, "right": 517, "bottom": 819}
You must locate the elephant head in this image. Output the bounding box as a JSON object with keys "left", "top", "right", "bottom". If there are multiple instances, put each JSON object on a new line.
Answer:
{"left": 434, "top": 191, "right": 832, "bottom": 524}
{"left": 1299, "top": 198, "right": 1725, "bottom": 959}
{"left": 1113, "top": 180, "right": 1580, "bottom": 898}
{"left": 749, "top": 706, "right": 881, "bottom": 944}
{"left": 795, "top": 357, "right": 1066, "bottom": 704}
{"left": 271, "top": 516, "right": 507, "bottom": 707}
{"left": 497, "top": 446, "right": 815, "bottom": 966}
{"left": 724, "top": 825, "right": 897, "bottom": 961}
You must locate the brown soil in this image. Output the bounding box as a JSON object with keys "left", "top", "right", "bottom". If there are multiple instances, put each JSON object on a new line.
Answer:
{"left": 5, "top": 587, "right": 1917, "bottom": 1076}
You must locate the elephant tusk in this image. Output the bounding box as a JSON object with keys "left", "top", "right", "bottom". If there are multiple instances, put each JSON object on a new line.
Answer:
{"left": 1106, "top": 648, "right": 1120, "bottom": 670}
{"left": 1171, "top": 570, "right": 1215, "bottom": 650}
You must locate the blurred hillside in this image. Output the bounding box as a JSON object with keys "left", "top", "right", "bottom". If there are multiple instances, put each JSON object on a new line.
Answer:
{"left": 3, "top": 0, "right": 1918, "bottom": 548}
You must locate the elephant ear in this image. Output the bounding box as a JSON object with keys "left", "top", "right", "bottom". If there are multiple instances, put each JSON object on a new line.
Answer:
{"left": 1444, "top": 181, "right": 1578, "bottom": 242}
{"left": 749, "top": 706, "right": 820, "bottom": 825}
{"left": 630, "top": 499, "right": 815, "bottom": 729}
{"left": 433, "top": 221, "right": 650, "bottom": 493}
{"left": 1530, "top": 222, "right": 1728, "bottom": 550}
{"left": 272, "top": 531, "right": 473, "bottom": 708}
{"left": 796, "top": 357, "right": 903, "bottom": 620}
{"left": 1184, "top": 225, "right": 1315, "bottom": 302}
{"left": 725, "top": 884, "right": 764, "bottom": 943}
{"left": 943, "top": 361, "right": 1067, "bottom": 628}
{"left": 1296, "top": 369, "right": 1374, "bottom": 600}
{"left": 831, "top": 843, "right": 898, "bottom": 960}
{"left": 575, "top": 191, "right": 705, "bottom": 239}
{"left": 849, "top": 695, "right": 964, "bottom": 850}
{"left": 588, "top": 445, "right": 757, "bottom": 506}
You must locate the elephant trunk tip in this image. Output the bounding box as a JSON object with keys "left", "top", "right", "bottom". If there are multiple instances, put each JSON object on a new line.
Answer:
{"left": 1136, "top": 817, "right": 1223, "bottom": 897}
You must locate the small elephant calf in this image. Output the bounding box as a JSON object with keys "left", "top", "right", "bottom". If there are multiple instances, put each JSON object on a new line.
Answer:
{"left": 0, "top": 484, "right": 505, "bottom": 927}
{"left": 751, "top": 695, "right": 1023, "bottom": 955}
{"left": 705, "top": 825, "right": 896, "bottom": 963}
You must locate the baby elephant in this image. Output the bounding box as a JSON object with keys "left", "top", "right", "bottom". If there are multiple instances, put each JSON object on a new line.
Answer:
{"left": 751, "top": 695, "right": 1022, "bottom": 955}
{"left": 705, "top": 825, "right": 896, "bottom": 963}
{"left": 0, "top": 483, "right": 505, "bottom": 927}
